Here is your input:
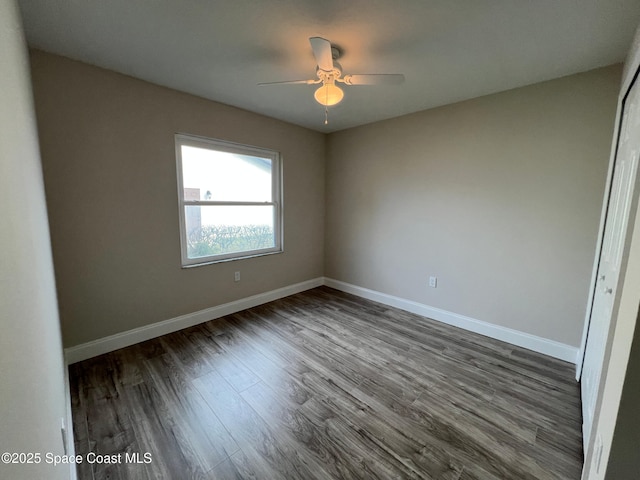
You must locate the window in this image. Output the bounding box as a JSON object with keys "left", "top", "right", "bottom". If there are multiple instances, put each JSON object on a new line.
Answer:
{"left": 175, "top": 134, "right": 282, "bottom": 266}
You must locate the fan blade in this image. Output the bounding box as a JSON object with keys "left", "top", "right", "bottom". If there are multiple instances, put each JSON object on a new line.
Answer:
{"left": 342, "top": 74, "right": 405, "bottom": 85}
{"left": 309, "top": 37, "right": 334, "bottom": 71}
{"left": 258, "top": 79, "right": 319, "bottom": 85}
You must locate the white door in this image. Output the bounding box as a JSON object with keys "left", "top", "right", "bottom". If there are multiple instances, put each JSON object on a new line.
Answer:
{"left": 581, "top": 75, "right": 640, "bottom": 449}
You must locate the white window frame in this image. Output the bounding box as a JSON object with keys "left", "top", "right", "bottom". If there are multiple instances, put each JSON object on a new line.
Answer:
{"left": 175, "top": 133, "right": 283, "bottom": 267}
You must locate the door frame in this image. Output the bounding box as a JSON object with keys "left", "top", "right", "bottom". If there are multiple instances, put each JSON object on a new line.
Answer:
{"left": 577, "top": 58, "right": 640, "bottom": 381}
{"left": 579, "top": 26, "right": 640, "bottom": 479}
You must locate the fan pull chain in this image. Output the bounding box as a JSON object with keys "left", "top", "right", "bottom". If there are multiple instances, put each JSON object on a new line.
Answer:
{"left": 324, "top": 106, "right": 329, "bottom": 125}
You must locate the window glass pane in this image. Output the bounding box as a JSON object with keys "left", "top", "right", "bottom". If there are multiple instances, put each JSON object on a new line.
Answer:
{"left": 185, "top": 205, "right": 275, "bottom": 259}
{"left": 181, "top": 145, "right": 272, "bottom": 202}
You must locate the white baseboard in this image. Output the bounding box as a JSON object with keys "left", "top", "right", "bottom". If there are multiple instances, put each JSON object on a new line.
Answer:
{"left": 323, "top": 277, "right": 579, "bottom": 364}
{"left": 64, "top": 275, "right": 578, "bottom": 365}
{"left": 64, "top": 277, "right": 324, "bottom": 364}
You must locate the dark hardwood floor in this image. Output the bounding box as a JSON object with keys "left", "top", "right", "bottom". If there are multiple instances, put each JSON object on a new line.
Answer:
{"left": 69, "top": 286, "right": 583, "bottom": 479}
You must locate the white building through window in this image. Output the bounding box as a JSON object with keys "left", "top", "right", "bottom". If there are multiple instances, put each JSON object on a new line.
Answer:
{"left": 175, "top": 134, "right": 282, "bottom": 266}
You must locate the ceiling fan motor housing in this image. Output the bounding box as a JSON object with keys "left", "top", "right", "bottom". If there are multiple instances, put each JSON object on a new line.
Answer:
{"left": 317, "top": 60, "right": 342, "bottom": 82}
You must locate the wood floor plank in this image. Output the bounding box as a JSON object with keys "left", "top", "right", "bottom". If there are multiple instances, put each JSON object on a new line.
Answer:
{"left": 68, "top": 365, "right": 95, "bottom": 480}
{"left": 91, "top": 436, "right": 150, "bottom": 480}
{"left": 412, "top": 391, "right": 559, "bottom": 480}
{"left": 141, "top": 353, "right": 240, "bottom": 470}
{"left": 298, "top": 397, "right": 426, "bottom": 479}
{"left": 303, "top": 373, "right": 464, "bottom": 479}
{"left": 210, "top": 451, "right": 258, "bottom": 480}
{"left": 158, "top": 328, "right": 216, "bottom": 380}
{"left": 239, "top": 381, "right": 360, "bottom": 479}
{"left": 125, "top": 380, "right": 215, "bottom": 480}
{"left": 241, "top": 306, "right": 426, "bottom": 405}
{"left": 194, "top": 370, "right": 331, "bottom": 480}
{"left": 441, "top": 345, "right": 581, "bottom": 413}
{"left": 203, "top": 323, "right": 314, "bottom": 408}
{"left": 226, "top": 310, "right": 366, "bottom": 394}
{"left": 69, "top": 286, "right": 583, "bottom": 479}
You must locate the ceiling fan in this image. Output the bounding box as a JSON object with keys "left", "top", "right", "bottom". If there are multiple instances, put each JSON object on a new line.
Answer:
{"left": 259, "top": 37, "right": 405, "bottom": 124}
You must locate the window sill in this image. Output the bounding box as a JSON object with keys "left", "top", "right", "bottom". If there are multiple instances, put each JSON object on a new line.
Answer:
{"left": 181, "top": 249, "right": 283, "bottom": 268}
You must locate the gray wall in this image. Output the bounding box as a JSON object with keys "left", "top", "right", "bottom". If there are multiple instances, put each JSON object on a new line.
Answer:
{"left": 30, "top": 50, "right": 326, "bottom": 348}
{"left": 29, "top": 49, "right": 621, "bottom": 353}
{"left": 325, "top": 65, "right": 621, "bottom": 347}
{"left": 0, "top": 1, "right": 69, "bottom": 479}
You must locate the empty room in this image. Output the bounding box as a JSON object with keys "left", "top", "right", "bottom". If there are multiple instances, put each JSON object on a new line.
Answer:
{"left": 3, "top": 1, "right": 640, "bottom": 479}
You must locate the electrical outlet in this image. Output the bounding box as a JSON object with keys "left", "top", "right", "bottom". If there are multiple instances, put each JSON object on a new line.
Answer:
{"left": 234, "top": 271, "right": 241, "bottom": 282}
{"left": 429, "top": 276, "right": 437, "bottom": 288}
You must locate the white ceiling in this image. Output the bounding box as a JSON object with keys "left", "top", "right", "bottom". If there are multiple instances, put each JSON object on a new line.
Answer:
{"left": 18, "top": 0, "right": 640, "bottom": 132}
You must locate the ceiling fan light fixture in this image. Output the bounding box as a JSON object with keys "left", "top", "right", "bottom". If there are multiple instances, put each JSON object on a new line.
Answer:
{"left": 314, "top": 83, "right": 344, "bottom": 106}
{"left": 259, "top": 37, "right": 404, "bottom": 123}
